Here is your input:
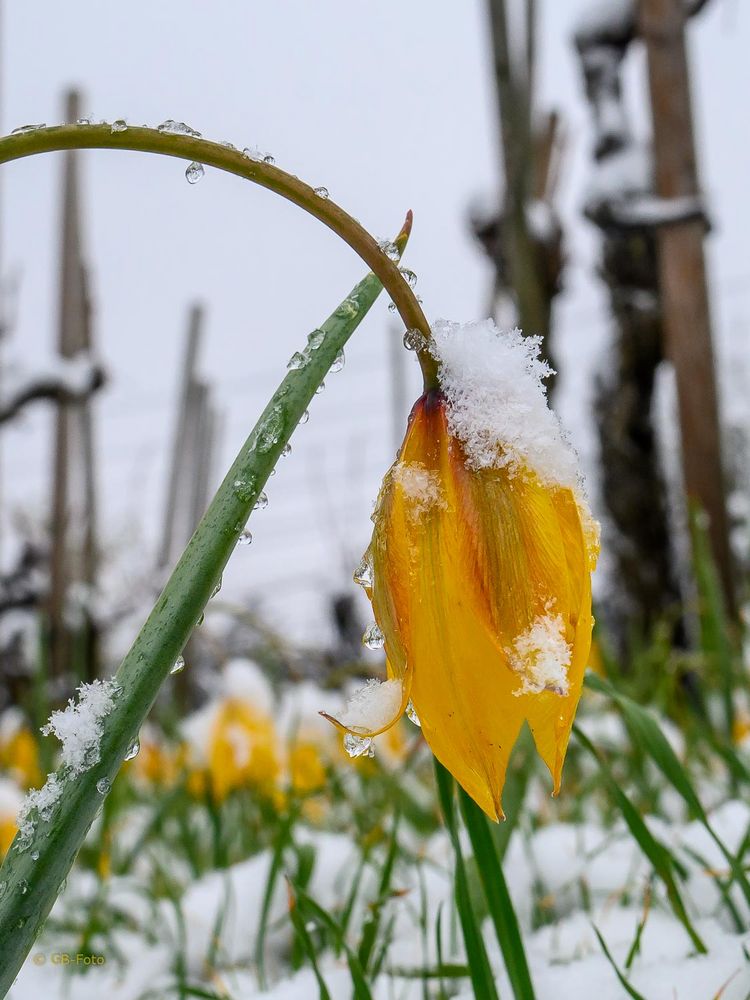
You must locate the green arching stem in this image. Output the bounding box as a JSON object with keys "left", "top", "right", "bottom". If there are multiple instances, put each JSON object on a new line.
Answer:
{"left": 0, "top": 123, "right": 439, "bottom": 389}
{"left": 0, "top": 223, "right": 410, "bottom": 992}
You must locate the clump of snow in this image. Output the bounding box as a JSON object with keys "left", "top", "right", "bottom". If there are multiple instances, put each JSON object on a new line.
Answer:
{"left": 392, "top": 461, "right": 445, "bottom": 518}
{"left": 41, "top": 678, "right": 121, "bottom": 773}
{"left": 430, "top": 319, "right": 579, "bottom": 488}
{"left": 14, "top": 679, "right": 121, "bottom": 845}
{"left": 507, "top": 611, "right": 571, "bottom": 696}
{"left": 16, "top": 773, "right": 63, "bottom": 844}
{"left": 338, "top": 678, "right": 403, "bottom": 734}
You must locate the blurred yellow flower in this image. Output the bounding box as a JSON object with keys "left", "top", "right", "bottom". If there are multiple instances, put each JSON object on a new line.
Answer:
{"left": 0, "top": 713, "right": 42, "bottom": 790}
{"left": 288, "top": 741, "right": 326, "bottom": 795}
{"left": 207, "top": 699, "right": 280, "bottom": 801}
{"left": 325, "top": 318, "right": 599, "bottom": 822}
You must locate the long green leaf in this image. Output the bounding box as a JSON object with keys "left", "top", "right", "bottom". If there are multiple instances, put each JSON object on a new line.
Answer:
{"left": 434, "top": 761, "right": 501, "bottom": 1000}
{"left": 0, "top": 237, "right": 409, "bottom": 992}
{"left": 585, "top": 672, "right": 750, "bottom": 912}
{"left": 592, "top": 923, "right": 648, "bottom": 1000}
{"left": 458, "top": 787, "right": 535, "bottom": 1000}
{"left": 574, "top": 725, "right": 706, "bottom": 954}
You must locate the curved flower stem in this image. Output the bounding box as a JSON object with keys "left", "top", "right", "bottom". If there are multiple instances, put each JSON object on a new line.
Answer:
{"left": 0, "top": 220, "right": 411, "bottom": 992}
{"left": 0, "top": 124, "right": 439, "bottom": 388}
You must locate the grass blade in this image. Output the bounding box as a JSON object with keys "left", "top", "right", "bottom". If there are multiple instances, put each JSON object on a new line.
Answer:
{"left": 434, "top": 760, "right": 501, "bottom": 1000}
{"left": 0, "top": 225, "right": 411, "bottom": 992}
{"left": 458, "top": 787, "right": 535, "bottom": 1000}
{"left": 592, "top": 923, "right": 648, "bottom": 1000}
{"left": 574, "top": 725, "right": 706, "bottom": 954}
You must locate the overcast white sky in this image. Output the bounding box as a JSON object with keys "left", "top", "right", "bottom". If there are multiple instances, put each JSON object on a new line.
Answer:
{"left": 1, "top": 0, "right": 748, "bottom": 646}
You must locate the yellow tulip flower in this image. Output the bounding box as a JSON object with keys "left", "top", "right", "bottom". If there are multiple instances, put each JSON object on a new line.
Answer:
{"left": 323, "top": 320, "right": 599, "bottom": 820}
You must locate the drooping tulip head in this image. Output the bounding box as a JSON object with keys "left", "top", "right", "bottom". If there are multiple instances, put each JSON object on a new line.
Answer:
{"left": 323, "top": 320, "right": 599, "bottom": 819}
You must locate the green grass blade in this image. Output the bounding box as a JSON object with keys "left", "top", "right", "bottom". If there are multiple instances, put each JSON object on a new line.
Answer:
{"left": 592, "top": 923, "right": 648, "bottom": 1000}
{"left": 458, "top": 787, "right": 536, "bottom": 1000}
{"left": 0, "top": 237, "right": 408, "bottom": 993}
{"left": 574, "top": 726, "right": 707, "bottom": 954}
{"left": 585, "top": 672, "right": 750, "bottom": 912}
{"left": 434, "top": 761, "right": 501, "bottom": 1000}
{"left": 287, "top": 882, "right": 333, "bottom": 1000}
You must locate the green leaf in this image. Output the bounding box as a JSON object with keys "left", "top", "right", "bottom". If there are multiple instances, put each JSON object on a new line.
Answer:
{"left": 592, "top": 923, "right": 648, "bottom": 1000}
{"left": 574, "top": 725, "right": 706, "bottom": 954}
{"left": 434, "top": 761, "right": 501, "bottom": 1000}
{"left": 0, "top": 243, "right": 407, "bottom": 993}
{"left": 459, "top": 787, "right": 535, "bottom": 1000}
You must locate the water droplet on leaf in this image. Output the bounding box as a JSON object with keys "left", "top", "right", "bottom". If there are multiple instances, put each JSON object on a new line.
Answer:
{"left": 125, "top": 740, "right": 140, "bottom": 761}
{"left": 185, "top": 161, "right": 204, "bottom": 184}
{"left": 307, "top": 329, "right": 325, "bottom": 349}
{"left": 254, "top": 491, "right": 268, "bottom": 510}
{"left": 111, "top": 119, "right": 128, "bottom": 133}
{"left": 330, "top": 349, "right": 345, "bottom": 373}
{"left": 287, "top": 351, "right": 307, "bottom": 371}
{"left": 299, "top": 409, "right": 310, "bottom": 425}
{"left": 158, "top": 119, "right": 201, "bottom": 137}
{"left": 378, "top": 239, "right": 400, "bottom": 261}
{"left": 171, "top": 654, "right": 186, "bottom": 675}
{"left": 403, "top": 329, "right": 426, "bottom": 352}
{"left": 11, "top": 123, "right": 46, "bottom": 134}
{"left": 313, "top": 186, "right": 329, "bottom": 199}
{"left": 281, "top": 443, "right": 291, "bottom": 457}
{"left": 399, "top": 268, "right": 417, "bottom": 288}
{"left": 96, "top": 777, "right": 110, "bottom": 795}
{"left": 30, "top": 850, "right": 40, "bottom": 862}
{"left": 18, "top": 879, "right": 28, "bottom": 895}
{"left": 238, "top": 530, "right": 253, "bottom": 546}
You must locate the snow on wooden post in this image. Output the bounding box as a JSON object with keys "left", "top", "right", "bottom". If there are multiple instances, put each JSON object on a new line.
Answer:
{"left": 637, "top": 0, "right": 735, "bottom": 614}
{"left": 48, "top": 88, "right": 100, "bottom": 682}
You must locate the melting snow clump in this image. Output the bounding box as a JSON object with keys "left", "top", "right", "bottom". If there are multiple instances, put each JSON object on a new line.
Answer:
{"left": 41, "top": 678, "right": 121, "bottom": 773}
{"left": 508, "top": 611, "right": 572, "bottom": 696}
{"left": 392, "top": 461, "right": 445, "bottom": 517}
{"left": 430, "top": 318, "right": 579, "bottom": 488}
{"left": 338, "top": 678, "right": 403, "bottom": 734}
{"left": 15, "top": 678, "right": 121, "bottom": 845}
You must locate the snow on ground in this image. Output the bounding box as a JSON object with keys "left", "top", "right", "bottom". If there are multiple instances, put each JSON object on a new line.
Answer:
{"left": 8, "top": 796, "right": 750, "bottom": 999}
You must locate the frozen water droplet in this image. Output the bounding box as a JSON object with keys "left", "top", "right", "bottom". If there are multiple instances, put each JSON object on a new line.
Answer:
{"left": 242, "top": 146, "right": 263, "bottom": 161}
{"left": 299, "top": 409, "right": 310, "bottom": 425}
{"left": 281, "top": 443, "right": 292, "bottom": 457}
{"left": 315, "top": 380, "right": 325, "bottom": 395}
{"left": 403, "top": 329, "right": 426, "bottom": 352}
{"left": 287, "top": 351, "right": 307, "bottom": 370}
{"left": 76, "top": 115, "right": 93, "bottom": 125}
{"left": 171, "top": 654, "right": 185, "bottom": 675}
{"left": 110, "top": 119, "right": 128, "bottom": 133}
{"left": 344, "top": 733, "right": 375, "bottom": 759}
{"left": 388, "top": 301, "right": 397, "bottom": 313}
{"left": 11, "top": 123, "right": 46, "bottom": 135}
{"left": 196, "top": 612, "right": 205, "bottom": 626}
{"left": 18, "top": 879, "right": 29, "bottom": 895}
{"left": 238, "top": 530, "right": 253, "bottom": 546}
{"left": 96, "top": 777, "right": 110, "bottom": 795}
{"left": 362, "top": 622, "right": 385, "bottom": 650}
{"left": 263, "top": 154, "right": 275, "bottom": 164}
{"left": 219, "top": 140, "right": 237, "bottom": 150}
{"left": 399, "top": 268, "right": 417, "bottom": 288}
{"left": 378, "top": 239, "right": 400, "bottom": 261}
{"left": 406, "top": 700, "right": 421, "bottom": 727}
{"left": 336, "top": 297, "right": 359, "bottom": 319}
{"left": 185, "top": 161, "right": 204, "bottom": 184}
{"left": 211, "top": 576, "right": 223, "bottom": 598}
{"left": 313, "top": 186, "right": 329, "bottom": 199}
{"left": 158, "top": 119, "right": 201, "bottom": 137}
{"left": 256, "top": 407, "right": 285, "bottom": 453}
{"left": 125, "top": 739, "right": 140, "bottom": 761}
{"left": 353, "top": 555, "right": 374, "bottom": 589}
{"left": 330, "top": 349, "right": 345, "bottom": 373}
{"left": 254, "top": 491, "right": 268, "bottom": 511}
{"left": 233, "top": 477, "right": 255, "bottom": 503}
{"left": 30, "top": 850, "right": 40, "bottom": 862}
{"left": 307, "top": 329, "right": 325, "bottom": 350}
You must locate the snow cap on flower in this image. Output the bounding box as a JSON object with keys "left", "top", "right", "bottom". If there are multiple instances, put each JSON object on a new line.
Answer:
{"left": 324, "top": 318, "right": 599, "bottom": 819}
